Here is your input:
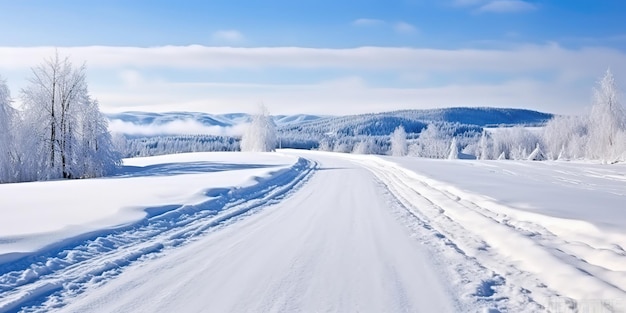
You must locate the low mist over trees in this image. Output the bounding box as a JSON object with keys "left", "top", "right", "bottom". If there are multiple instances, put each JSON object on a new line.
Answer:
{"left": 0, "top": 53, "right": 121, "bottom": 183}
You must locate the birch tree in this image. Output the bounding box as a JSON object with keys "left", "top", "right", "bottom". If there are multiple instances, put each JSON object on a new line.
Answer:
{"left": 0, "top": 76, "right": 15, "bottom": 182}
{"left": 587, "top": 69, "right": 626, "bottom": 163}
{"left": 20, "top": 53, "right": 120, "bottom": 180}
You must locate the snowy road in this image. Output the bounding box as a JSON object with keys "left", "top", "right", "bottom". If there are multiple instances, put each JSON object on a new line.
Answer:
{"left": 54, "top": 152, "right": 458, "bottom": 313}
{"left": 2, "top": 151, "right": 626, "bottom": 312}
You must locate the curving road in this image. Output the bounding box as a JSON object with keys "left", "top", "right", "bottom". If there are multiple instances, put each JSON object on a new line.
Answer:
{"left": 57, "top": 152, "right": 457, "bottom": 313}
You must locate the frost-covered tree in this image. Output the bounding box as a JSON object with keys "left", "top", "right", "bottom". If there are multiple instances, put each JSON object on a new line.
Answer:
{"left": 390, "top": 125, "right": 407, "bottom": 156}
{"left": 448, "top": 137, "right": 459, "bottom": 160}
{"left": 0, "top": 76, "right": 16, "bottom": 183}
{"left": 333, "top": 141, "right": 352, "bottom": 153}
{"left": 491, "top": 126, "right": 541, "bottom": 160}
{"left": 477, "top": 130, "right": 491, "bottom": 160}
{"left": 317, "top": 138, "right": 333, "bottom": 152}
{"left": 21, "top": 53, "right": 87, "bottom": 178}
{"left": 542, "top": 115, "right": 588, "bottom": 160}
{"left": 352, "top": 138, "right": 375, "bottom": 154}
{"left": 72, "top": 98, "right": 122, "bottom": 177}
{"left": 240, "top": 104, "right": 277, "bottom": 152}
{"left": 587, "top": 69, "right": 626, "bottom": 163}
{"left": 20, "top": 53, "right": 121, "bottom": 180}
{"left": 413, "top": 123, "right": 452, "bottom": 158}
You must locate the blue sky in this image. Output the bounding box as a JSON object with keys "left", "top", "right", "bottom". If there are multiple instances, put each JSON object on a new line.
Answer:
{"left": 0, "top": 0, "right": 625, "bottom": 115}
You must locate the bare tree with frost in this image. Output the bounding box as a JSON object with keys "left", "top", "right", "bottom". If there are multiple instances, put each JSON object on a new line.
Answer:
{"left": 20, "top": 53, "right": 120, "bottom": 180}
{"left": 587, "top": 69, "right": 626, "bottom": 163}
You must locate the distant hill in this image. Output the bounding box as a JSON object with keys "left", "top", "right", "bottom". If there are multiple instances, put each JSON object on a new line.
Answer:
{"left": 392, "top": 107, "right": 553, "bottom": 127}
{"left": 277, "top": 107, "right": 552, "bottom": 138}
{"left": 107, "top": 107, "right": 551, "bottom": 132}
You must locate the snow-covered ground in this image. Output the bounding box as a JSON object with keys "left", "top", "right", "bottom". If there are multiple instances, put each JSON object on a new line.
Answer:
{"left": 346, "top": 153, "right": 626, "bottom": 312}
{"left": 1, "top": 150, "right": 625, "bottom": 312}
{"left": 0, "top": 152, "right": 301, "bottom": 258}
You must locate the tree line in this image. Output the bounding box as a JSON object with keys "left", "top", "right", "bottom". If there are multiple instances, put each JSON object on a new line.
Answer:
{"left": 0, "top": 53, "right": 121, "bottom": 183}
{"left": 315, "top": 70, "right": 626, "bottom": 163}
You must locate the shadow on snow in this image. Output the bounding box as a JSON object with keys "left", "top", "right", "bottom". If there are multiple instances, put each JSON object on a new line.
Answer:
{"left": 113, "top": 161, "right": 275, "bottom": 178}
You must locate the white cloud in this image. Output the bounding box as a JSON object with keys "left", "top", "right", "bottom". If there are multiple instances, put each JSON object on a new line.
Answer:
{"left": 2, "top": 44, "right": 622, "bottom": 75}
{"left": 2, "top": 44, "right": 625, "bottom": 116}
{"left": 94, "top": 75, "right": 594, "bottom": 116}
{"left": 477, "top": 0, "right": 537, "bottom": 13}
{"left": 119, "top": 69, "right": 144, "bottom": 88}
{"left": 212, "top": 30, "right": 244, "bottom": 43}
{"left": 394, "top": 22, "right": 418, "bottom": 34}
{"left": 352, "top": 18, "right": 385, "bottom": 26}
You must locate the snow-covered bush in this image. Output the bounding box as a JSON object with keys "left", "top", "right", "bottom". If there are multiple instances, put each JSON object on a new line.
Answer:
{"left": 333, "top": 141, "right": 352, "bottom": 153}
{"left": 527, "top": 143, "right": 546, "bottom": 161}
{"left": 448, "top": 137, "right": 459, "bottom": 160}
{"left": 352, "top": 138, "right": 375, "bottom": 154}
{"left": 241, "top": 105, "right": 277, "bottom": 152}
{"left": 491, "top": 126, "right": 542, "bottom": 160}
{"left": 542, "top": 115, "right": 588, "bottom": 160}
{"left": 412, "top": 123, "right": 452, "bottom": 158}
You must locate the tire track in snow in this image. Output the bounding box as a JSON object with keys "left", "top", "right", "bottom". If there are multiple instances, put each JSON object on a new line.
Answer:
{"left": 351, "top": 155, "right": 626, "bottom": 313}
{"left": 0, "top": 157, "right": 316, "bottom": 313}
{"left": 356, "top": 159, "right": 546, "bottom": 313}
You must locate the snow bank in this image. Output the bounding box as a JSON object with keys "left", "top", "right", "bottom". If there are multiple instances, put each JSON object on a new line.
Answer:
{"left": 0, "top": 152, "right": 298, "bottom": 259}
{"left": 324, "top": 151, "right": 626, "bottom": 310}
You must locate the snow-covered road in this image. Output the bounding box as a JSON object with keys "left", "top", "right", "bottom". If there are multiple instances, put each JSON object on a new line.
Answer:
{"left": 54, "top": 152, "right": 458, "bottom": 313}
{"left": 2, "top": 151, "right": 626, "bottom": 312}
